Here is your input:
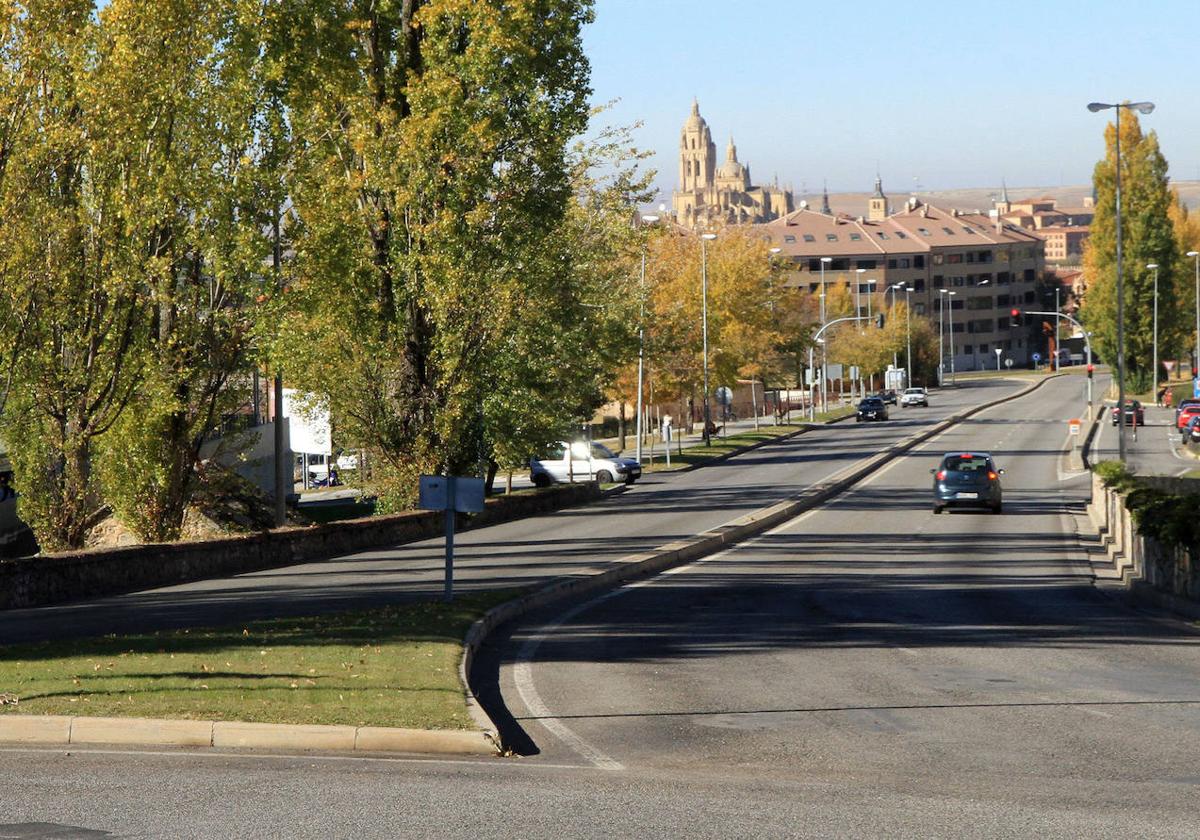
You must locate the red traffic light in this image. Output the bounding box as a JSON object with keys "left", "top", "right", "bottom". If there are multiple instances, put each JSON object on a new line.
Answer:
{"left": 1010, "top": 308, "right": 1020, "bottom": 317}
{"left": 1009, "top": 308, "right": 1022, "bottom": 327}
{"left": 1087, "top": 364, "right": 1095, "bottom": 373}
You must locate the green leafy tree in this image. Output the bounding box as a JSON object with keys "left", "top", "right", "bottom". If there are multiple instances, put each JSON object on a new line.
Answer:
{"left": 273, "top": 0, "right": 595, "bottom": 508}
{"left": 1081, "top": 109, "right": 1181, "bottom": 389}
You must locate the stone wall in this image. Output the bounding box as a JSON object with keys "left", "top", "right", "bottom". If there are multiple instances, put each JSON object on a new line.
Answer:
{"left": 0, "top": 483, "right": 601, "bottom": 611}
{"left": 1087, "top": 471, "right": 1200, "bottom": 618}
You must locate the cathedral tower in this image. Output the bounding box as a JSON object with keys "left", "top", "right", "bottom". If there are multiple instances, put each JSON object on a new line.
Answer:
{"left": 679, "top": 99, "right": 716, "bottom": 192}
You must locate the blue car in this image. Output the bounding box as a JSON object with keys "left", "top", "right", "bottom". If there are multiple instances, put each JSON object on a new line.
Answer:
{"left": 931, "top": 451, "right": 1004, "bottom": 514}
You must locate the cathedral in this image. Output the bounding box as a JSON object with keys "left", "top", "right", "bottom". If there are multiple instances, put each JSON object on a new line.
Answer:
{"left": 671, "top": 100, "right": 794, "bottom": 228}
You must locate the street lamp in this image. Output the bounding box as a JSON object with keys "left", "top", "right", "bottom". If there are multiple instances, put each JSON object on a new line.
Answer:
{"left": 701, "top": 232, "right": 717, "bottom": 446}
{"left": 1148, "top": 262, "right": 1159, "bottom": 403}
{"left": 1188, "top": 250, "right": 1199, "bottom": 380}
{"left": 634, "top": 213, "right": 659, "bottom": 465}
{"left": 1088, "top": 99, "right": 1156, "bottom": 461}
{"left": 819, "top": 256, "right": 832, "bottom": 411}
{"left": 939, "top": 289, "right": 957, "bottom": 384}
{"left": 904, "top": 285, "right": 912, "bottom": 386}
{"left": 887, "top": 283, "right": 904, "bottom": 370}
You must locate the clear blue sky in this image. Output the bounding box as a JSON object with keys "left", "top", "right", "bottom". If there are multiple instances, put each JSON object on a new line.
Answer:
{"left": 583, "top": 0, "right": 1200, "bottom": 204}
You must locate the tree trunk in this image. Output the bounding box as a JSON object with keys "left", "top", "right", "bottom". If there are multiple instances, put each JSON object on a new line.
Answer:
{"left": 618, "top": 401, "right": 626, "bottom": 452}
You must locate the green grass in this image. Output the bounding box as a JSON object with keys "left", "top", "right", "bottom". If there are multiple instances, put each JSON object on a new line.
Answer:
{"left": 0, "top": 591, "right": 518, "bottom": 730}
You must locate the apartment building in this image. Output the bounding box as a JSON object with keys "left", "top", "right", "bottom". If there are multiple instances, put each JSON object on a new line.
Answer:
{"left": 760, "top": 186, "right": 1046, "bottom": 373}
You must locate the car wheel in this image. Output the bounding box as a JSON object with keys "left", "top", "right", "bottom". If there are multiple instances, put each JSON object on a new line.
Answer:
{"left": 625, "top": 476, "right": 636, "bottom": 485}
{"left": 932, "top": 504, "right": 943, "bottom": 514}
{"left": 595, "top": 469, "right": 614, "bottom": 484}
{"left": 532, "top": 473, "right": 551, "bottom": 488}
{"left": 992, "top": 502, "right": 1002, "bottom": 514}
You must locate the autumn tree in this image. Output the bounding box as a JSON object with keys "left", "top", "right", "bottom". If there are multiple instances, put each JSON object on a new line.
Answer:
{"left": 1081, "top": 109, "right": 1182, "bottom": 390}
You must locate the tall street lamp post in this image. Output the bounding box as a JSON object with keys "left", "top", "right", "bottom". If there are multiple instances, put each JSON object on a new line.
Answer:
{"left": 634, "top": 214, "right": 659, "bottom": 465}
{"left": 947, "top": 290, "right": 957, "bottom": 383}
{"left": 1148, "top": 262, "right": 1159, "bottom": 402}
{"left": 1088, "top": 99, "right": 1156, "bottom": 461}
{"left": 819, "top": 256, "right": 832, "bottom": 411}
{"left": 938, "top": 289, "right": 947, "bottom": 385}
{"left": 904, "top": 286, "right": 912, "bottom": 386}
{"left": 768, "top": 246, "right": 782, "bottom": 426}
{"left": 1188, "top": 250, "right": 1200, "bottom": 379}
{"left": 887, "top": 283, "right": 904, "bottom": 370}
{"left": 701, "top": 232, "right": 717, "bottom": 445}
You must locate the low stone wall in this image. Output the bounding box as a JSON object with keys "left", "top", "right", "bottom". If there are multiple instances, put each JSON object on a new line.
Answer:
{"left": 1087, "top": 472, "right": 1200, "bottom": 616}
{"left": 0, "top": 483, "right": 601, "bottom": 612}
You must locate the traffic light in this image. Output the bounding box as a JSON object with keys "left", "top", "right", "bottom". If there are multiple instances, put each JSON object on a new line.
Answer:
{"left": 875, "top": 313, "right": 885, "bottom": 329}
{"left": 1087, "top": 363, "right": 1094, "bottom": 379}
{"left": 1009, "top": 308, "right": 1022, "bottom": 327}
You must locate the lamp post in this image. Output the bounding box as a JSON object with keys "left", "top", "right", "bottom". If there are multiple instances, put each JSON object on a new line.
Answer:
{"left": 767, "top": 246, "right": 782, "bottom": 426}
{"left": 819, "top": 256, "right": 831, "bottom": 411}
{"left": 1148, "top": 262, "right": 1159, "bottom": 403}
{"left": 1188, "top": 250, "right": 1200, "bottom": 380}
{"left": 947, "top": 291, "right": 957, "bottom": 384}
{"left": 634, "top": 213, "right": 659, "bottom": 465}
{"left": 1088, "top": 99, "right": 1156, "bottom": 461}
{"left": 887, "top": 282, "right": 904, "bottom": 370}
{"left": 905, "top": 286, "right": 912, "bottom": 386}
{"left": 701, "top": 232, "right": 717, "bottom": 445}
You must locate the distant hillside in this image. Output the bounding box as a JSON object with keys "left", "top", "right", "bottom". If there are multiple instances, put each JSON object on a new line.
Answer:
{"left": 807, "top": 182, "right": 1200, "bottom": 219}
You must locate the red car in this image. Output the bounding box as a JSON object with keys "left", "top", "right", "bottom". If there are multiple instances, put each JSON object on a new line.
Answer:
{"left": 1177, "top": 404, "right": 1200, "bottom": 430}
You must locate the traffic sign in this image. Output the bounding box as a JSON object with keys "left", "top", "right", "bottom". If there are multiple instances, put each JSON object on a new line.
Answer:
{"left": 1164, "top": 360, "right": 1176, "bottom": 373}
{"left": 1068, "top": 418, "right": 1081, "bottom": 436}
{"left": 716, "top": 386, "right": 734, "bottom": 406}
{"left": 1032, "top": 352, "right": 1042, "bottom": 362}
{"left": 1194, "top": 376, "right": 1200, "bottom": 398}
{"left": 1005, "top": 359, "right": 1014, "bottom": 368}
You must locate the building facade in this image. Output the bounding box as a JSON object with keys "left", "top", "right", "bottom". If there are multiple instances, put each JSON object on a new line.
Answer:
{"left": 760, "top": 183, "right": 1047, "bottom": 374}
{"left": 672, "top": 100, "right": 793, "bottom": 228}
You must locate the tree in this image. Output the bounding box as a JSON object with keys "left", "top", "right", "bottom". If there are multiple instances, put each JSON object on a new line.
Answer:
{"left": 272, "top": 0, "right": 596, "bottom": 508}
{"left": 1081, "top": 109, "right": 1181, "bottom": 389}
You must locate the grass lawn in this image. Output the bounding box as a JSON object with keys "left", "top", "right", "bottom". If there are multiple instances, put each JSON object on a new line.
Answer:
{"left": 0, "top": 591, "right": 518, "bottom": 730}
{"left": 641, "top": 412, "right": 852, "bottom": 474}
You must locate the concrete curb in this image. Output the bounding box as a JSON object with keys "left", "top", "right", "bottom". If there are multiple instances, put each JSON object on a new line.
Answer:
{"left": 0, "top": 713, "right": 495, "bottom": 755}
{"left": 461, "top": 374, "right": 1065, "bottom": 747}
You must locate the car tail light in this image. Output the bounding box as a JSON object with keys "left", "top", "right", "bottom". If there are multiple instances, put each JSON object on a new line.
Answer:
{"left": 936, "top": 470, "right": 946, "bottom": 480}
{"left": 987, "top": 471, "right": 998, "bottom": 480}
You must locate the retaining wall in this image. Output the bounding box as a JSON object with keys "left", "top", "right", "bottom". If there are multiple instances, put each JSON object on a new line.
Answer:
{"left": 0, "top": 483, "right": 601, "bottom": 611}
{"left": 1086, "top": 471, "right": 1200, "bottom": 617}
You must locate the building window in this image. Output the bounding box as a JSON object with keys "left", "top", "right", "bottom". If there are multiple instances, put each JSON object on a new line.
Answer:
{"left": 887, "top": 259, "right": 897, "bottom": 268}
{"left": 784, "top": 235, "right": 796, "bottom": 243}
{"left": 1024, "top": 290, "right": 1035, "bottom": 302}
{"left": 913, "top": 279, "right": 926, "bottom": 291}
{"left": 953, "top": 276, "right": 965, "bottom": 287}
{"left": 979, "top": 251, "right": 993, "bottom": 263}
{"left": 966, "top": 252, "right": 976, "bottom": 263}
{"left": 899, "top": 258, "right": 910, "bottom": 268}
{"left": 942, "top": 227, "right": 955, "bottom": 235}
{"left": 877, "top": 232, "right": 889, "bottom": 239}
{"left": 856, "top": 259, "right": 877, "bottom": 269}
{"left": 933, "top": 253, "right": 944, "bottom": 265}
{"left": 997, "top": 294, "right": 1010, "bottom": 306}
{"left": 979, "top": 343, "right": 988, "bottom": 353}
{"left": 947, "top": 253, "right": 963, "bottom": 264}
{"left": 963, "top": 344, "right": 973, "bottom": 353}
{"left": 915, "top": 303, "right": 926, "bottom": 315}
{"left": 917, "top": 228, "right": 930, "bottom": 236}
{"left": 933, "top": 275, "right": 945, "bottom": 288}
{"left": 952, "top": 323, "right": 964, "bottom": 332}
{"left": 850, "top": 233, "right": 862, "bottom": 241}
{"left": 1024, "top": 269, "right": 1035, "bottom": 282}
{"left": 914, "top": 255, "right": 925, "bottom": 268}
{"left": 826, "top": 233, "right": 838, "bottom": 242}
{"left": 997, "top": 271, "right": 1010, "bottom": 284}
{"left": 962, "top": 226, "right": 975, "bottom": 234}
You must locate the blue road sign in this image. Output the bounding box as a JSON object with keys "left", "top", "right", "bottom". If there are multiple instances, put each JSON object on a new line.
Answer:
{"left": 1032, "top": 353, "right": 1042, "bottom": 362}
{"left": 1194, "top": 376, "right": 1200, "bottom": 398}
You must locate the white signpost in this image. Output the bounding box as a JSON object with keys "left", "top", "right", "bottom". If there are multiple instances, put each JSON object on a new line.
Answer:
{"left": 419, "top": 475, "right": 486, "bottom": 602}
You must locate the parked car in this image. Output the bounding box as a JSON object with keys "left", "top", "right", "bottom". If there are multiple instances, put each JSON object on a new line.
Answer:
{"left": 876, "top": 389, "right": 898, "bottom": 405}
{"left": 900, "top": 387, "right": 929, "bottom": 407}
{"left": 856, "top": 397, "right": 889, "bottom": 422}
{"left": 931, "top": 451, "right": 1004, "bottom": 514}
{"left": 530, "top": 441, "right": 641, "bottom": 487}
{"left": 1111, "top": 400, "right": 1145, "bottom": 426}
{"left": 1175, "top": 397, "right": 1200, "bottom": 422}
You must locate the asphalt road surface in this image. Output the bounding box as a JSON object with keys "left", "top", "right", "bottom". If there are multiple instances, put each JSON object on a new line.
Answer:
{"left": 8, "top": 375, "right": 1194, "bottom": 838}
{"left": 0, "top": 379, "right": 1022, "bottom": 645}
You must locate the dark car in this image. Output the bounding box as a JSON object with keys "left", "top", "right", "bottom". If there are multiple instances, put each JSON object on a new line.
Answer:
{"left": 876, "top": 389, "right": 898, "bottom": 405}
{"left": 931, "top": 451, "right": 1004, "bottom": 514}
{"left": 856, "top": 397, "right": 888, "bottom": 422}
{"left": 1111, "top": 400, "right": 1145, "bottom": 426}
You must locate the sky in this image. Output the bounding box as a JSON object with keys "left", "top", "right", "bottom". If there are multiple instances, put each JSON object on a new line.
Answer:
{"left": 582, "top": 0, "right": 1200, "bottom": 205}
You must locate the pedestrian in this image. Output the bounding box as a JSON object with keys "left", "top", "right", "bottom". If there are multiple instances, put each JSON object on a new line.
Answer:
{"left": 1164, "top": 388, "right": 1173, "bottom": 409}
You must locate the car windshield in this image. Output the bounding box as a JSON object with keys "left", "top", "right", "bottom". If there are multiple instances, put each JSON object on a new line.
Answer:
{"left": 590, "top": 443, "right": 616, "bottom": 458}
{"left": 943, "top": 454, "right": 991, "bottom": 472}
{"left": 905, "top": 388, "right": 922, "bottom": 394}
{"left": 860, "top": 399, "right": 882, "bottom": 407}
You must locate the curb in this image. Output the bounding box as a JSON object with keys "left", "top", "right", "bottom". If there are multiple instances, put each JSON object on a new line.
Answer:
{"left": 0, "top": 713, "right": 495, "bottom": 756}
{"left": 461, "top": 374, "right": 1066, "bottom": 747}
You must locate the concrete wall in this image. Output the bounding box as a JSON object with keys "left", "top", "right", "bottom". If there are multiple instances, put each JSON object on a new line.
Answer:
{"left": 199, "top": 418, "right": 292, "bottom": 498}
{"left": 0, "top": 483, "right": 601, "bottom": 611}
{"left": 1087, "top": 471, "right": 1200, "bottom": 617}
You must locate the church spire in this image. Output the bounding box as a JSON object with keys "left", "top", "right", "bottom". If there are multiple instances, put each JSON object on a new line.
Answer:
{"left": 726, "top": 135, "right": 738, "bottom": 162}
{"left": 821, "top": 180, "right": 832, "bottom": 215}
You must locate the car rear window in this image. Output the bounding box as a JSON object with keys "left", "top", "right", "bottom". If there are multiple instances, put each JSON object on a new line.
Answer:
{"left": 944, "top": 455, "right": 990, "bottom": 472}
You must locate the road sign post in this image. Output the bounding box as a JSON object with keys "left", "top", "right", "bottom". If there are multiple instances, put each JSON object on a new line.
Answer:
{"left": 419, "top": 475, "right": 486, "bottom": 602}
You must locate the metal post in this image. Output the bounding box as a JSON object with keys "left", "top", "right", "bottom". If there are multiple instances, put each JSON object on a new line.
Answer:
{"left": 808, "top": 345, "right": 816, "bottom": 421}
{"left": 1054, "top": 285, "right": 1061, "bottom": 372}
{"left": 948, "top": 293, "right": 956, "bottom": 384}
{"left": 443, "top": 477, "right": 456, "bottom": 603}
{"left": 938, "top": 291, "right": 945, "bottom": 386}
{"left": 701, "top": 235, "right": 713, "bottom": 446}
{"left": 819, "top": 258, "right": 829, "bottom": 413}
{"left": 635, "top": 249, "right": 646, "bottom": 464}
{"left": 1193, "top": 252, "right": 1200, "bottom": 380}
{"left": 1151, "top": 264, "right": 1159, "bottom": 404}
{"left": 271, "top": 206, "right": 286, "bottom": 528}
{"left": 905, "top": 288, "right": 912, "bottom": 386}
{"left": 1115, "top": 105, "right": 1126, "bottom": 461}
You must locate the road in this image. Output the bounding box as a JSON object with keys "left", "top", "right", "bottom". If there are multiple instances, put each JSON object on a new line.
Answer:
{"left": 0, "top": 380, "right": 1021, "bottom": 645}
{"left": 8, "top": 374, "right": 1194, "bottom": 838}
{"left": 1089, "top": 376, "right": 1198, "bottom": 476}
